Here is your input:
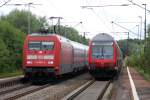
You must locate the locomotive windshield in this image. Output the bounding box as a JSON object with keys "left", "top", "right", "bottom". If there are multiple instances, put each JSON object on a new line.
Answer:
{"left": 92, "top": 42, "right": 113, "bottom": 59}
{"left": 28, "top": 41, "right": 54, "bottom": 50}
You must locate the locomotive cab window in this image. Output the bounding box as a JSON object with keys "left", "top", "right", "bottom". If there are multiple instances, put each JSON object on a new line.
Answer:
{"left": 28, "top": 41, "right": 41, "bottom": 50}
{"left": 41, "top": 42, "right": 54, "bottom": 50}
{"left": 28, "top": 41, "right": 54, "bottom": 50}
{"left": 92, "top": 42, "right": 113, "bottom": 59}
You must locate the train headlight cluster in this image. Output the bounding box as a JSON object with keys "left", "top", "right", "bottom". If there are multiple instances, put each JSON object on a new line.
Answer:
{"left": 48, "top": 61, "right": 54, "bottom": 64}
{"left": 27, "top": 61, "right": 32, "bottom": 64}
{"left": 27, "top": 55, "right": 37, "bottom": 59}
{"left": 44, "top": 55, "right": 54, "bottom": 59}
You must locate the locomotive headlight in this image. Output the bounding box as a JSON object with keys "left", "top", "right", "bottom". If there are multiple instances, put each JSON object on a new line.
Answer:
{"left": 44, "top": 55, "right": 54, "bottom": 59}
{"left": 48, "top": 61, "right": 54, "bottom": 64}
{"left": 27, "top": 55, "right": 37, "bottom": 59}
{"left": 27, "top": 61, "right": 32, "bottom": 64}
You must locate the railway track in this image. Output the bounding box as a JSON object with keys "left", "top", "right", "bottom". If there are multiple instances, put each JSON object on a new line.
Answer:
{"left": 0, "top": 83, "right": 51, "bottom": 100}
{"left": 0, "top": 76, "right": 23, "bottom": 89}
{"left": 0, "top": 83, "right": 30, "bottom": 96}
{"left": 63, "top": 80, "right": 111, "bottom": 100}
{"left": 0, "top": 73, "right": 92, "bottom": 100}
{"left": 0, "top": 76, "right": 52, "bottom": 100}
{"left": 0, "top": 76, "right": 86, "bottom": 100}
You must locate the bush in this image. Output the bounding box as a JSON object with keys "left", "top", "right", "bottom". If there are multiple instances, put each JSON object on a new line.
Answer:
{"left": 125, "top": 50, "right": 150, "bottom": 81}
{"left": 125, "top": 54, "right": 143, "bottom": 68}
{"left": 0, "top": 39, "right": 10, "bottom": 72}
{"left": 0, "top": 20, "right": 25, "bottom": 73}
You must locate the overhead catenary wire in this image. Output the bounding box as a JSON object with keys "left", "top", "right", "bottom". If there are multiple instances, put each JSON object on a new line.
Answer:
{"left": 101, "top": 7, "right": 119, "bottom": 38}
{"left": 5, "top": 3, "right": 42, "bottom": 34}
{"left": 81, "top": 4, "right": 133, "bottom": 8}
{"left": 127, "top": 0, "right": 150, "bottom": 13}
{"left": 89, "top": 8, "right": 112, "bottom": 33}
{"left": 81, "top": 3, "right": 141, "bottom": 38}
{"left": 111, "top": 21, "right": 139, "bottom": 37}
{"left": 0, "top": 0, "right": 11, "bottom": 7}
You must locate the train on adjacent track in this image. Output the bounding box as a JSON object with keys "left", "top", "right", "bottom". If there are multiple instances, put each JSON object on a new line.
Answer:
{"left": 22, "top": 33, "right": 88, "bottom": 80}
{"left": 88, "top": 33, "right": 123, "bottom": 79}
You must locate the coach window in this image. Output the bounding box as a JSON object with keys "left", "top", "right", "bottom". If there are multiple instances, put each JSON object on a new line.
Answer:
{"left": 92, "top": 45, "right": 103, "bottom": 59}
{"left": 92, "top": 42, "right": 113, "bottom": 59}
{"left": 28, "top": 41, "right": 41, "bottom": 50}
{"left": 42, "top": 42, "right": 54, "bottom": 50}
{"left": 103, "top": 45, "right": 113, "bottom": 59}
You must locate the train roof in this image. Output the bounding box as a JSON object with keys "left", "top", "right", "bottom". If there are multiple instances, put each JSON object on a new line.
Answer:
{"left": 70, "top": 41, "right": 88, "bottom": 50}
{"left": 30, "top": 32, "right": 52, "bottom": 36}
{"left": 91, "top": 33, "right": 114, "bottom": 42}
{"left": 28, "top": 33, "right": 88, "bottom": 49}
{"left": 55, "top": 35, "right": 88, "bottom": 50}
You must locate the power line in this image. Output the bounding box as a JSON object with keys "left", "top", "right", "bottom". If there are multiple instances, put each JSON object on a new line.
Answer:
{"left": 89, "top": 8, "right": 112, "bottom": 32}
{"left": 81, "top": 4, "right": 133, "bottom": 8}
{"left": 6, "top": 3, "right": 41, "bottom": 34}
{"left": 0, "top": 0, "right": 11, "bottom": 7}
{"left": 111, "top": 21, "right": 138, "bottom": 36}
{"left": 127, "top": 0, "right": 150, "bottom": 13}
{"left": 81, "top": 3, "right": 138, "bottom": 36}
{"left": 73, "top": 21, "right": 82, "bottom": 27}
{"left": 111, "top": 31, "right": 129, "bottom": 34}
{"left": 117, "top": 22, "right": 141, "bottom": 23}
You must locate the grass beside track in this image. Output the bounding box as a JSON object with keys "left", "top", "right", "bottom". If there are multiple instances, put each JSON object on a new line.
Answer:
{"left": 125, "top": 56, "right": 150, "bottom": 82}
{"left": 0, "top": 70, "right": 23, "bottom": 78}
{"left": 134, "top": 66, "right": 150, "bottom": 82}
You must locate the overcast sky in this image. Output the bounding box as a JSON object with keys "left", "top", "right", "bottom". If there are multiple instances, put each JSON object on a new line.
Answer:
{"left": 0, "top": 0, "right": 150, "bottom": 40}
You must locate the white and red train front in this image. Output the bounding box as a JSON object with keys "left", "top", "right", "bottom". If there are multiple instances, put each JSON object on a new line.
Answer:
{"left": 23, "top": 33, "right": 88, "bottom": 79}
{"left": 88, "top": 33, "right": 122, "bottom": 78}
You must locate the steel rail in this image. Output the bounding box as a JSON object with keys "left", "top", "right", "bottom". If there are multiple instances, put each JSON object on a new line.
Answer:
{"left": 62, "top": 80, "right": 111, "bottom": 100}
{"left": 62, "top": 80, "right": 95, "bottom": 100}
{"left": 5, "top": 84, "right": 51, "bottom": 100}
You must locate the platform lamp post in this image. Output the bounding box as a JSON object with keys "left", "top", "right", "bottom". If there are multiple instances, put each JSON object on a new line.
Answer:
{"left": 138, "top": 16, "right": 142, "bottom": 40}
{"left": 136, "top": 25, "right": 140, "bottom": 39}
{"left": 138, "top": 16, "right": 143, "bottom": 55}
{"left": 142, "top": 4, "right": 147, "bottom": 51}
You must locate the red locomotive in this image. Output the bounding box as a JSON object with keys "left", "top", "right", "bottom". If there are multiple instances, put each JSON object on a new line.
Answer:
{"left": 88, "top": 33, "right": 123, "bottom": 78}
{"left": 23, "top": 33, "right": 88, "bottom": 80}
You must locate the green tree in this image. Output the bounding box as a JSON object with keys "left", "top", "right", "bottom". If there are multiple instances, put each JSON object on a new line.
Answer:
{"left": 0, "top": 39, "right": 10, "bottom": 72}
{"left": 2, "top": 9, "right": 48, "bottom": 34}
{"left": 144, "top": 24, "right": 150, "bottom": 67}
{"left": 118, "top": 39, "right": 142, "bottom": 57}
{"left": 0, "top": 20, "right": 25, "bottom": 72}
